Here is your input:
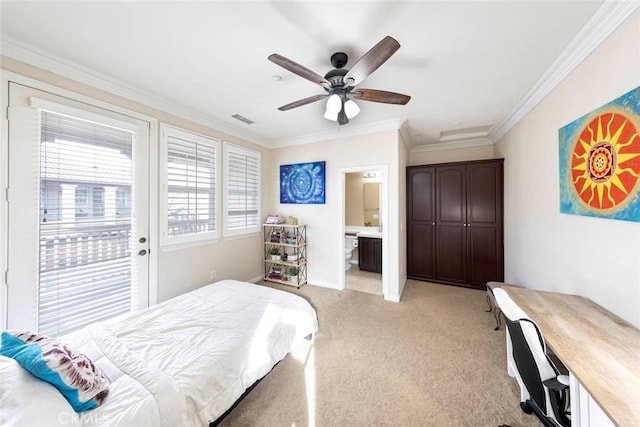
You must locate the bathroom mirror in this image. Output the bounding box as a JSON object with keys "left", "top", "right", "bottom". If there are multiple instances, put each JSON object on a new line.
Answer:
{"left": 363, "top": 183, "right": 380, "bottom": 226}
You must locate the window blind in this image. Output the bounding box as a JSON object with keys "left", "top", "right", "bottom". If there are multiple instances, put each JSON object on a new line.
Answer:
{"left": 224, "top": 143, "right": 260, "bottom": 236}
{"left": 38, "top": 110, "right": 134, "bottom": 337}
{"left": 163, "top": 129, "right": 217, "bottom": 244}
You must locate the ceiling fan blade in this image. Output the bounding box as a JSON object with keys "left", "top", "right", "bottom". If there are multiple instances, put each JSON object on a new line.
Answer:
{"left": 268, "top": 54, "right": 330, "bottom": 88}
{"left": 351, "top": 88, "right": 411, "bottom": 105}
{"left": 343, "top": 36, "right": 400, "bottom": 86}
{"left": 278, "top": 94, "right": 328, "bottom": 111}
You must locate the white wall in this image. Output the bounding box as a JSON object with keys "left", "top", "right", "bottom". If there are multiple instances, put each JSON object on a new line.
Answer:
{"left": 495, "top": 11, "right": 640, "bottom": 327}
{"left": 269, "top": 129, "right": 403, "bottom": 301}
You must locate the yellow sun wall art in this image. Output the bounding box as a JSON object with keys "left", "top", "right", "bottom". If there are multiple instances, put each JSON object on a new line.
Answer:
{"left": 559, "top": 86, "right": 640, "bottom": 222}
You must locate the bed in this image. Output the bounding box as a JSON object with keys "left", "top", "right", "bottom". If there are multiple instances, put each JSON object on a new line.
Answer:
{"left": 0, "top": 280, "right": 318, "bottom": 426}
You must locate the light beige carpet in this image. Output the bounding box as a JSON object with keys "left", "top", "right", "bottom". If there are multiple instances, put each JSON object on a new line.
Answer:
{"left": 220, "top": 280, "right": 540, "bottom": 427}
{"left": 345, "top": 268, "right": 383, "bottom": 296}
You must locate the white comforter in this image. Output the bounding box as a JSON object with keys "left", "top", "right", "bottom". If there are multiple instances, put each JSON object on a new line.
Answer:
{"left": 0, "top": 280, "right": 318, "bottom": 426}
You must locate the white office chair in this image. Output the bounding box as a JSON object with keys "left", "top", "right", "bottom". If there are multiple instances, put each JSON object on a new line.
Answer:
{"left": 492, "top": 288, "right": 571, "bottom": 427}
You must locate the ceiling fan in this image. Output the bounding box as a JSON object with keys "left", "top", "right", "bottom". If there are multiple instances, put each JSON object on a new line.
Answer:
{"left": 268, "top": 36, "right": 411, "bottom": 126}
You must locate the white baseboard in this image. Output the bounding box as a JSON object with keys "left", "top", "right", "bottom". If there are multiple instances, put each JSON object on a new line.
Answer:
{"left": 248, "top": 274, "right": 264, "bottom": 284}
{"left": 384, "top": 293, "right": 401, "bottom": 303}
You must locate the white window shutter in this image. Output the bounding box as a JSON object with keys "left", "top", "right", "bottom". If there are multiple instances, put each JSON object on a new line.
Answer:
{"left": 160, "top": 124, "right": 219, "bottom": 246}
{"left": 224, "top": 143, "right": 260, "bottom": 237}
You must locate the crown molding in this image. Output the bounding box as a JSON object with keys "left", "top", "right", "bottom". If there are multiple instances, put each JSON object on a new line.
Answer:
{"left": 398, "top": 121, "right": 413, "bottom": 151}
{"left": 1, "top": 36, "right": 271, "bottom": 148}
{"left": 440, "top": 125, "right": 491, "bottom": 143}
{"left": 411, "top": 138, "right": 493, "bottom": 153}
{"left": 408, "top": 125, "right": 493, "bottom": 153}
{"left": 489, "top": 0, "right": 640, "bottom": 143}
{"left": 271, "top": 118, "right": 405, "bottom": 148}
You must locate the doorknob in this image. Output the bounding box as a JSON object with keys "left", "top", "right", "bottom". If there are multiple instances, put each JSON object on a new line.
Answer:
{"left": 139, "top": 237, "right": 147, "bottom": 243}
{"left": 138, "top": 249, "right": 147, "bottom": 256}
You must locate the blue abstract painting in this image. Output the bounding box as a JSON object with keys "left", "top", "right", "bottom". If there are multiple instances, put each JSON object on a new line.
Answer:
{"left": 280, "top": 161, "right": 326, "bottom": 204}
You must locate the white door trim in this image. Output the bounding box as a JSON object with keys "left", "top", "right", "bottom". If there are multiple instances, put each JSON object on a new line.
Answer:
{"left": 339, "top": 164, "right": 389, "bottom": 298}
{"left": 0, "top": 70, "right": 159, "bottom": 331}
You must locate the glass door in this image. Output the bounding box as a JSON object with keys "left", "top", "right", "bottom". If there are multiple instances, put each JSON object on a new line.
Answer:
{"left": 6, "top": 82, "right": 150, "bottom": 336}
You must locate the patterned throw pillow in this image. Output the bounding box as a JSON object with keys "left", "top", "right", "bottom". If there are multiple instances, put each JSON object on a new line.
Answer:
{"left": 0, "top": 331, "right": 109, "bottom": 412}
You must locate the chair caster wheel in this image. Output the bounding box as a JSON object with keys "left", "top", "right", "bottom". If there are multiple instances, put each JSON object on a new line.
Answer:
{"left": 520, "top": 401, "right": 532, "bottom": 414}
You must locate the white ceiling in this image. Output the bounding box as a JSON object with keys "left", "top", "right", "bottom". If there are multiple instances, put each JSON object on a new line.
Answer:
{"left": 1, "top": 1, "right": 606, "bottom": 149}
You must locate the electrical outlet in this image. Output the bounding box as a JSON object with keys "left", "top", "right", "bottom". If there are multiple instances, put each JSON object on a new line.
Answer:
{"left": 210, "top": 270, "right": 216, "bottom": 280}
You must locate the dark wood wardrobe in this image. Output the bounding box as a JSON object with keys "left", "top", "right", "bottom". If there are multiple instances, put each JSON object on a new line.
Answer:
{"left": 407, "top": 159, "right": 504, "bottom": 290}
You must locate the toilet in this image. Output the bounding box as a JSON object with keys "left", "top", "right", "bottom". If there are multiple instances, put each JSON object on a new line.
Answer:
{"left": 344, "top": 234, "right": 358, "bottom": 270}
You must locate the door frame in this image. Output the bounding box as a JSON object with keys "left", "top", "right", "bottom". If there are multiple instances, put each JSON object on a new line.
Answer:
{"left": 339, "top": 165, "right": 389, "bottom": 298}
{"left": 0, "top": 71, "right": 159, "bottom": 330}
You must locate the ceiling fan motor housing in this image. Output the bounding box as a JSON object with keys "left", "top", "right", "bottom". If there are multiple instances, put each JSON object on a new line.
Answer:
{"left": 330, "top": 52, "right": 348, "bottom": 68}
{"left": 324, "top": 68, "right": 348, "bottom": 88}
{"left": 324, "top": 52, "right": 351, "bottom": 90}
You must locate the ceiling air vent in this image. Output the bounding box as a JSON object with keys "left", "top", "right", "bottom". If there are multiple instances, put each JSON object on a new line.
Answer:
{"left": 231, "top": 114, "right": 254, "bottom": 125}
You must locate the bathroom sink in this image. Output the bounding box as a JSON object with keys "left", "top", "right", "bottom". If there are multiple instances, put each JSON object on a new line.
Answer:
{"left": 357, "top": 230, "right": 382, "bottom": 239}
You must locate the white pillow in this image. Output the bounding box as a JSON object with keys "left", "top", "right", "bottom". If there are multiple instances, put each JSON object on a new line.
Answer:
{"left": 0, "top": 355, "right": 75, "bottom": 426}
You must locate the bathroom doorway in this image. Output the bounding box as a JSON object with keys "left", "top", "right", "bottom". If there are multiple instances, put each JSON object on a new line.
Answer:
{"left": 341, "top": 166, "right": 386, "bottom": 296}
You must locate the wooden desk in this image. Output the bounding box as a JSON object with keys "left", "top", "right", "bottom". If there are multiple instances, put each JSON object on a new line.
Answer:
{"left": 503, "top": 286, "right": 640, "bottom": 426}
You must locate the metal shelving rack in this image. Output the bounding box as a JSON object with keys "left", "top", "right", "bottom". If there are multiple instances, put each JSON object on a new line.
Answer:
{"left": 263, "top": 223, "right": 307, "bottom": 288}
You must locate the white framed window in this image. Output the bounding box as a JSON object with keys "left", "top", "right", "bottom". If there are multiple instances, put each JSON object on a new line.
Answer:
{"left": 160, "top": 124, "right": 219, "bottom": 247}
{"left": 223, "top": 142, "right": 261, "bottom": 237}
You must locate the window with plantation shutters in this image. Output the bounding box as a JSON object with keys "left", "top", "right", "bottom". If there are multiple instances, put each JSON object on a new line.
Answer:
{"left": 38, "top": 110, "right": 137, "bottom": 337}
{"left": 160, "top": 124, "right": 219, "bottom": 246}
{"left": 223, "top": 143, "right": 260, "bottom": 237}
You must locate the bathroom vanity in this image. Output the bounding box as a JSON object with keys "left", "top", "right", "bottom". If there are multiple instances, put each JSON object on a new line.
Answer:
{"left": 358, "top": 232, "right": 382, "bottom": 273}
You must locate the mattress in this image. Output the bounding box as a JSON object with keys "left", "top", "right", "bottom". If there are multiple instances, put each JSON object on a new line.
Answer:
{"left": 0, "top": 280, "right": 318, "bottom": 426}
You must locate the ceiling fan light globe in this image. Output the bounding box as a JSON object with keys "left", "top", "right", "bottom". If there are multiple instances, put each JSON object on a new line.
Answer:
{"left": 326, "top": 94, "right": 342, "bottom": 114}
{"left": 344, "top": 100, "right": 360, "bottom": 119}
{"left": 324, "top": 109, "right": 338, "bottom": 121}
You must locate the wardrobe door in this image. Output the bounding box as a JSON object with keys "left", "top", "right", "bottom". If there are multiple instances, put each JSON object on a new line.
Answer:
{"left": 436, "top": 165, "right": 467, "bottom": 285}
{"left": 407, "top": 159, "right": 504, "bottom": 290}
{"left": 466, "top": 161, "right": 503, "bottom": 288}
{"left": 407, "top": 167, "right": 436, "bottom": 280}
